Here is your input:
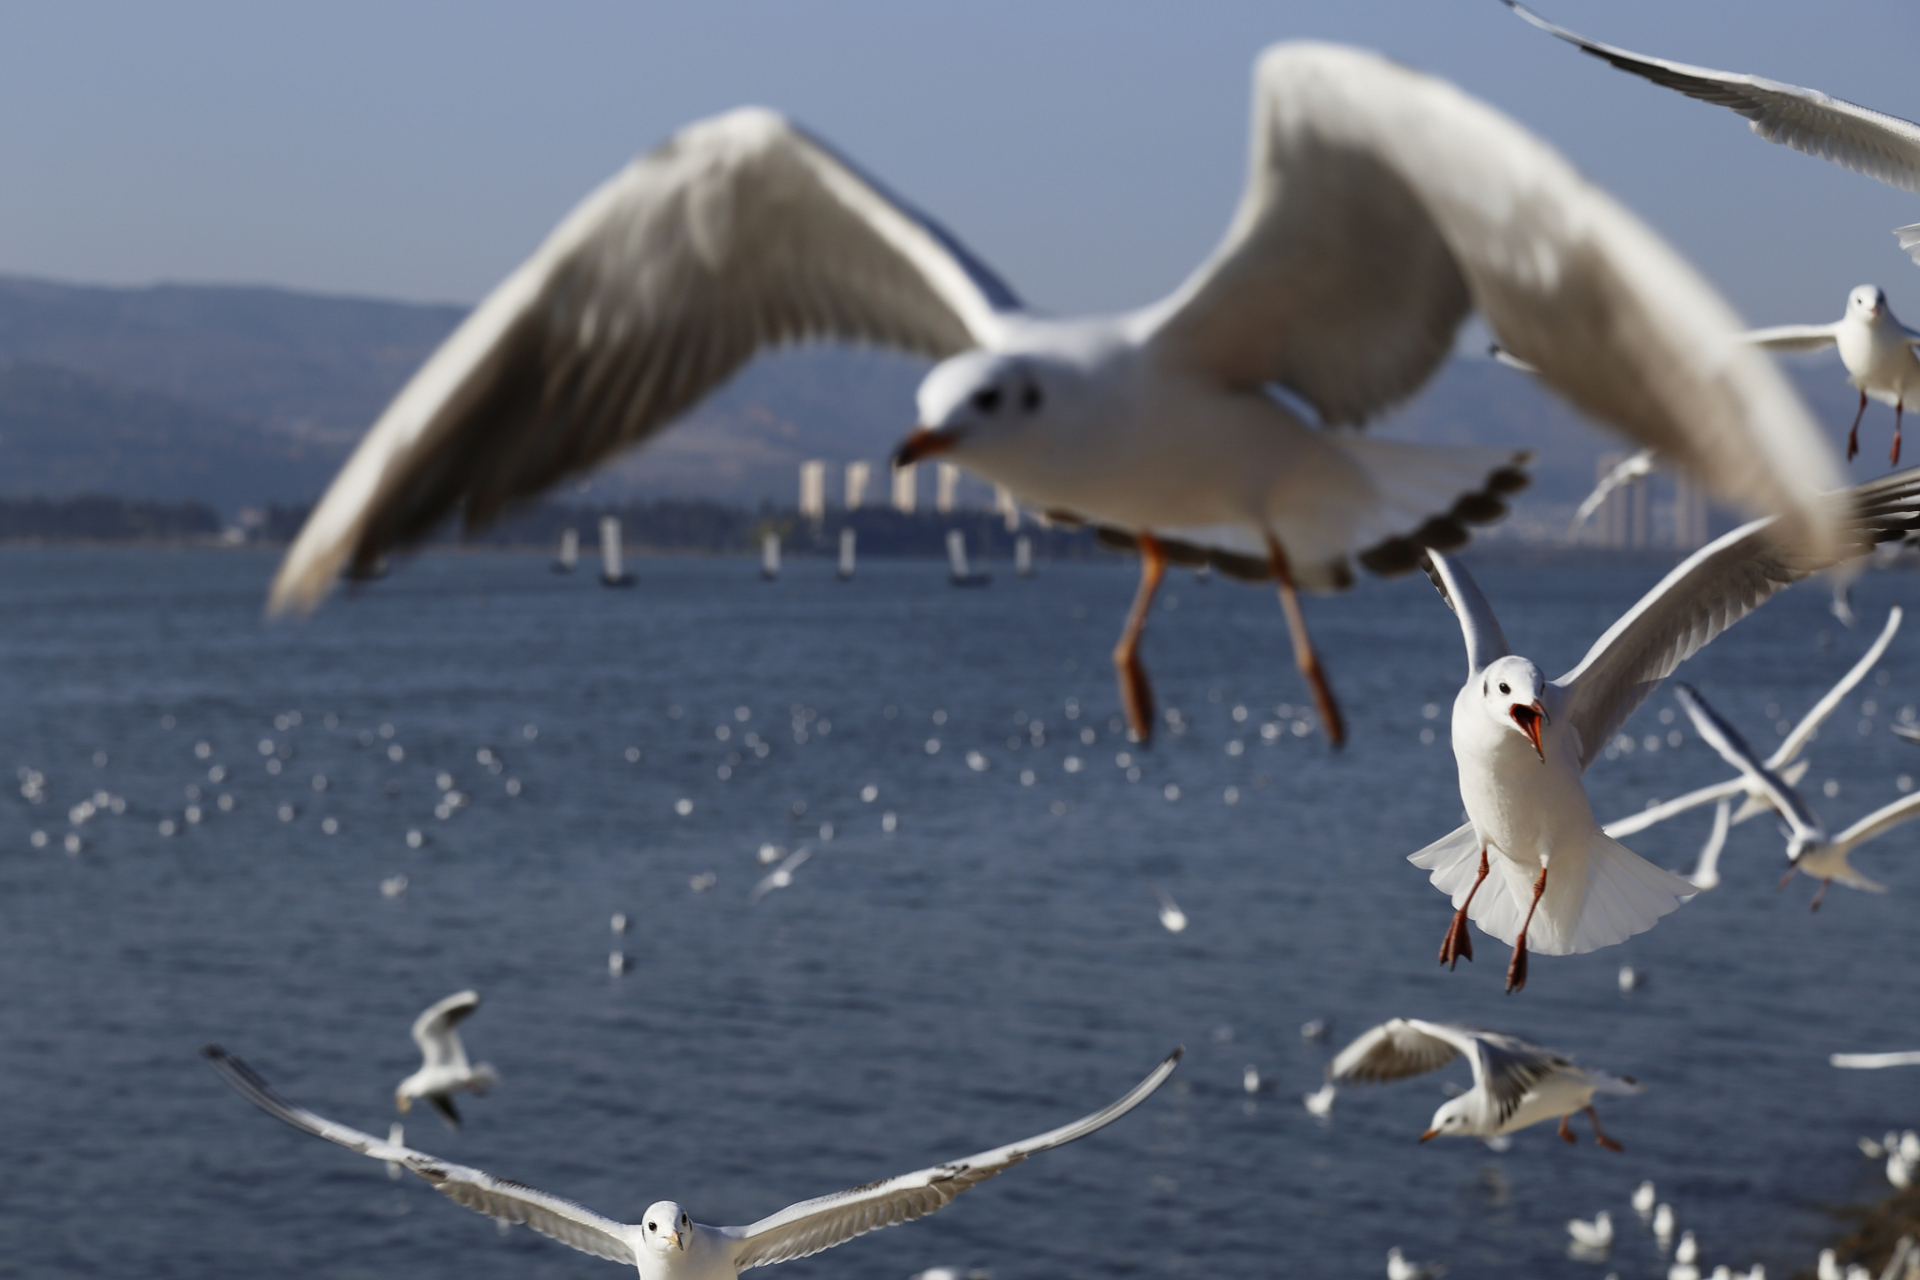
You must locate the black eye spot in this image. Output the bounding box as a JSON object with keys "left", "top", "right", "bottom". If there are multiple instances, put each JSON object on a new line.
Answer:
{"left": 971, "top": 388, "right": 1001, "bottom": 413}
{"left": 1498, "top": 682, "right": 1510, "bottom": 695}
{"left": 647, "top": 1223, "right": 656, "bottom": 1232}
{"left": 1022, "top": 383, "right": 1042, "bottom": 411}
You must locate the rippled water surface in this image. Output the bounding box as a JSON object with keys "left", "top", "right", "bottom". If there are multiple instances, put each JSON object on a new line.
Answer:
{"left": 5, "top": 547, "right": 1920, "bottom": 1280}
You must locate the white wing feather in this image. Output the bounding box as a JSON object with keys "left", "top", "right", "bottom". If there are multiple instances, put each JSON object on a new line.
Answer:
{"left": 1146, "top": 41, "right": 1839, "bottom": 554}
{"left": 724, "top": 1050, "right": 1181, "bottom": 1271}
{"left": 1421, "top": 550, "right": 1511, "bottom": 676}
{"left": 1671, "top": 684, "right": 1825, "bottom": 844}
{"left": 270, "top": 108, "right": 1019, "bottom": 613}
{"left": 203, "top": 1046, "right": 636, "bottom": 1266}
{"left": 411, "top": 989, "right": 480, "bottom": 1069}
{"left": 1743, "top": 324, "right": 1843, "bottom": 354}
{"left": 1832, "top": 791, "right": 1920, "bottom": 853}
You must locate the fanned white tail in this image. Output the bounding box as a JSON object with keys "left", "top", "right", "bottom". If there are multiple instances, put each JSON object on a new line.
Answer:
{"left": 1409, "top": 822, "right": 1693, "bottom": 955}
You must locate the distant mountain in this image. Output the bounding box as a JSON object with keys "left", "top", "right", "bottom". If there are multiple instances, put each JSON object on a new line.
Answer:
{"left": 0, "top": 273, "right": 1868, "bottom": 533}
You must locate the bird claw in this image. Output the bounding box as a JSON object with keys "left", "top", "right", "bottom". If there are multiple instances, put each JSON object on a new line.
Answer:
{"left": 1438, "top": 910, "right": 1473, "bottom": 968}
{"left": 1505, "top": 942, "right": 1528, "bottom": 993}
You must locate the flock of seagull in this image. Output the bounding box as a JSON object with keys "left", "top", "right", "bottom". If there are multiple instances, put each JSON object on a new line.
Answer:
{"left": 106, "top": 3, "right": 1920, "bottom": 1275}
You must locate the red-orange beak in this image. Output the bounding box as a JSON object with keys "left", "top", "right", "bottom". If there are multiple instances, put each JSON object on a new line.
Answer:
{"left": 1419, "top": 1128, "right": 1440, "bottom": 1143}
{"left": 1510, "top": 700, "right": 1547, "bottom": 762}
{"left": 893, "top": 426, "right": 956, "bottom": 467}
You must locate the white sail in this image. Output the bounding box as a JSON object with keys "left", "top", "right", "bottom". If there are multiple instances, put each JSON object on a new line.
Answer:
{"left": 761, "top": 531, "right": 781, "bottom": 579}
{"left": 553, "top": 526, "right": 578, "bottom": 572}
{"left": 837, "top": 527, "right": 856, "bottom": 580}
{"left": 599, "top": 516, "right": 632, "bottom": 585}
{"left": 1014, "top": 534, "right": 1033, "bottom": 578}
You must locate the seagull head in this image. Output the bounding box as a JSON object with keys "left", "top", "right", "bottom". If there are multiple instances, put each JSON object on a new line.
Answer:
{"left": 1479, "top": 655, "right": 1550, "bottom": 762}
{"left": 640, "top": 1202, "right": 691, "bottom": 1254}
{"left": 1848, "top": 284, "right": 1888, "bottom": 323}
{"left": 895, "top": 351, "right": 1060, "bottom": 470}
{"left": 1419, "top": 1095, "right": 1476, "bottom": 1142}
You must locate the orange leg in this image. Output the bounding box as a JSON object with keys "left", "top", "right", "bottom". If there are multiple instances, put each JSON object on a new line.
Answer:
{"left": 1849, "top": 390, "right": 1868, "bottom": 462}
{"left": 1810, "top": 878, "right": 1831, "bottom": 912}
{"left": 1112, "top": 533, "right": 1166, "bottom": 745}
{"left": 1506, "top": 863, "right": 1549, "bottom": 994}
{"left": 1439, "top": 848, "right": 1488, "bottom": 970}
{"left": 1587, "top": 1105, "right": 1624, "bottom": 1152}
{"left": 1264, "top": 536, "right": 1345, "bottom": 749}
{"left": 1557, "top": 1114, "right": 1577, "bottom": 1145}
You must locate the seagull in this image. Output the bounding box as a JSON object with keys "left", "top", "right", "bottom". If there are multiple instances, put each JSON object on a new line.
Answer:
{"left": 749, "top": 847, "right": 811, "bottom": 903}
{"left": 1745, "top": 288, "right": 1920, "bottom": 465}
{"left": 263, "top": 43, "right": 1845, "bottom": 755}
{"left": 1568, "top": 1211, "right": 1615, "bottom": 1250}
{"left": 1677, "top": 1232, "right": 1700, "bottom": 1267}
{"left": 1152, "top": 886, "right": 1188, "bottom": 933}
{"left": 1571, "top": 450, "right": 1659, "bottom": 535}
{"left": 1418, "top": 472, "right": 1920, "bottom": 989}
{"left": 1328, "top": 1018, "right": 1643, "bottom": 1148}
{"left": 1604, "top": 607, "right": 1902, "bottom": 840}
{"left": 1673, "top": 683, "right": 1920, "bottom": 908}
{"left": 1833, "top": 1051, "right": 1920, "bottom": 1068}
{"left": 1633, "top": 1180, "right": 1657, "bottom": 1219}
{"left": 1654, "top": 1204, "right": 1676, "bottom": 1250}
{"left": 1242, "top": 1066, "right": 1262, "bottom": 1095}
{"left": 395, "top": 990, "right": 499, "bottom": 1128}
{"left": 202, "top": 1044, "right": 1179, "bottom": 1279}
{"left": 1506, "top": 2, "right": 1920, "bottom": 266}
{"left": 1820, "top": 1249, "right": 1844, "bottom": 1280}
{"left": 1387, "top": 1247, "right": 1446, "bottom": 1280}
{"left": 1302, "top": 1082, "right": 1337, "bottom": 1117}
{"left": 1683, "top": 799, "right": 1732, "bottom": 893}
{"left": 1617, "top": 963, "right": 1645, "bottom": 993}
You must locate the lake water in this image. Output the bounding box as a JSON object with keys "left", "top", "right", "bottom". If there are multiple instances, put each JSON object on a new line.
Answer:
{"left": 4, "top": 546, "right": 1919, "bottom": 1280}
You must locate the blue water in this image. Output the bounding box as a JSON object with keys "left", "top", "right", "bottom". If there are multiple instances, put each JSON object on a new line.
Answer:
{"left": 4, "top": 547, "right": 1919, "bottom": 1280}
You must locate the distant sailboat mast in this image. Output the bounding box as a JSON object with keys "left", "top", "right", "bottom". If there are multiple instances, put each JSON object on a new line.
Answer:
{"left": 1014, "top": 533, "right": 1033, "bottom": 578}
{"left": 552, "top": 527, "right": 578, "bottom": 573}
{"left": 837, "top": 527, "right": 856, "bottom": 581}
{"left": 947, "top": 529, "right": 989, "bottom": 586}
{"left": 599, "top": 515, "right": 634, "bottom": 586}
{"left": 761, "top": 531, "right": 781, "bottom": 580}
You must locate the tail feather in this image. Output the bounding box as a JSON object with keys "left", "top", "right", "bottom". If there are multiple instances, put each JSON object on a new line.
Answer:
{"left": 1586, "top": 1067, "right": 1646, "bottom": 1097}
{"left": 1410, "top": 823, "right": 1692, "bottom": 955}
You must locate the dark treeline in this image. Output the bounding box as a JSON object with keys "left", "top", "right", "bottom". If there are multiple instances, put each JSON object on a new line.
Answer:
{"left": 0, "top": 494, "right": 222, "bottom": 541}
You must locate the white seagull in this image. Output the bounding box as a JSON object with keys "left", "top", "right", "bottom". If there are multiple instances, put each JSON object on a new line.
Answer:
{"left": 1152, "top": 886, "right": 1188, "bottom": 933}
{"left": 395, "top": 990, "right": 499, "bottom": 1128}
{"left": 202, "top": 1044, "right": 1179, "bottom": 1279}
{"left": 1329, "top": 1018, "right": 1642, "bottom": 1148}
{"left": 1833, "top": 1051, "right": 1920, "bottom": 1069}
{"left": 1673, "top": 682, "right": 1920, "bottom": 908}
{"left": 1387, "top": 1248, "right": 1447, "bottom": 1280}
{"left": 1568, "top": 1210, "right": 1615, "bottom": 1251}
{"left": 264, "top": 42, "right": 1844, "bottom": 754}
{"left": 1745, "top": 288, "right": 1920, "bottom": 465}
{"left": 1570, "top": 449, "right": 1659, "bottom": 536}
{"left": 1603, "top": 607, "right": 1902, "bottom": 841}
{"left": 1507, "top": 3, "right": 1920, "bottom": 265}
{"left": 1417, "top": 471, "right": 1920, "bottom": 990}
{"left": 1633, "top": 1180, "right": 1657, "bottom": 1219}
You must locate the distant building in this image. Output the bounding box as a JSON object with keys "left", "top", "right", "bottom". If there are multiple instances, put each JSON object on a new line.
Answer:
{"left": 936, "top": 462, "right": 961, "bottom": 514}
{"left": 892, "top": 462, "right": 918, "bottom": 513}
{"left": 799, "top": 460, "right": 826, "bottom": 519}
{"left": 844, "top": 460, "right": 871, "bottom": 510}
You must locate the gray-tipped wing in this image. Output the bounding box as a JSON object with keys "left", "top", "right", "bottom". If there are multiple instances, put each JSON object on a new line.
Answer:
{"left": 1555, "top": 468, "right": 1920, "bottom": 772}
{"left": 411, "top": 988, "right": 480, "bottom": 1067}
{"left": 1327, "top": 1019, "right": 1558, "bottom": 1126}
{"left": 1672, "top": 685, "right": 1824, "bottom": 844}
{"left": 203, "top": 1045, "right": 635, "bottom": 1266}
{"left": 1421, "top": 551, "right": 1511, "bottom": 676}
{"left": 1146, "top": 41, "right": 1839, "bottom": 554}
{"left": 723, "top": 1048, "right": 1182, "bottom": 1272}
{"left": 1507, "top": 2, "right": 1920, "bottom": 195}
{"left": 269, "top": 107, "right": 1019, "bottom": 614}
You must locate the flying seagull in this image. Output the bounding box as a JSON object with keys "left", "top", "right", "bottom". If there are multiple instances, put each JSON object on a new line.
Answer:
{"left": 1328, "top": 1018, "right": 1642, "bottom": 1148}
{"left": 266, "top": 42, "right": 1842, "bottom": 753}
{"left": 1602, "top": 607, "right": 1902, "bottom": 840}
{"left": 203, "top": 1044, "right": 1178, "bottom": 1279}
{"left": 1745, "top": 288, "right": 1920, "bottom": 465}
{"left": 1673, "top": 683, "right": 1920, "bottom": 908}
{"left": 395, "top": 989, "right": 499, "bottom": 1128}
{"left": 1506, "top": 1, "right": 1920, "bottom": 265}
{"left": 1416, "top": 468, "right": 1920, "bottom": 990}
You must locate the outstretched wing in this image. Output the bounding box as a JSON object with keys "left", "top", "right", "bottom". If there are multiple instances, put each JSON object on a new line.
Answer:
{"left": 1743, "top": 324, "right": 1843, "bottom": 354}
{"left": 411, "top": 989, "right": 480, "bottom": 1067}
{"left": 1671, "top": 684, "right": 1824, "bottom": 844}
{"left": 1144, "top": 41, "right": 1839, "bottom": 554}
{"left": 1460, "top": 1030, "right": 1566, "bottom": 1125}
{"left": 723, "top": 1049, "right": 1181, "bottom": 1272}
{"left": 1507, "top": 2, "right": 1920, "bottom": 194}
{"left": 1422, "top": 550, "right": 1511, "bottom": 677}
{"left": 1556, "top": 468, "right": 1920, "bottom": 772}
{"left": 1772, "top": 607, "right": 1902, "bottom": 768}
{"left": 1328, "top": 1018, "right": 1467, "bottom": 1084}
{"left": 203, "top": 1046, "right": 635, "bottom": 1265}
{"left": 270, "top": 107, "right": 1020, "bottom": 613}
{"left": 1833, "top": 791, "right": 1920, "bottom": 853}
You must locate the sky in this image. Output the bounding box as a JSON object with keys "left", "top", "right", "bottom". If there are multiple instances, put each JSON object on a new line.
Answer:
{"left": 1, "top": 1, "right": 1917, "bottom": 328}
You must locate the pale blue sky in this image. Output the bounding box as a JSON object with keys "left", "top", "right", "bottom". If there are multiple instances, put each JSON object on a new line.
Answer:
{"left": 1, "top": 1, "right": 1915, "bottom": 326}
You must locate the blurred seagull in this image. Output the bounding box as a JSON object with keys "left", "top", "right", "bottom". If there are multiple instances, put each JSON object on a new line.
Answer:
{"left": 1387, "top": 1248, "right": 1446, "bottom": 1280}
{"left": 1655, "top": 1204, "right": 1677, "bottom": 1250}
{"left": 1418, "top": 480, "right": 1920, "bottom": 990}
{"left": 1744, "top": 288, "right": 1920, "bottom": 464}
{"left": 264, "top": 45, "right": 1847, "bottom": 755}
{"left": 1571, "top": 450, "right": 1659, "bottom": 535}
{"left": 1633, "top": 1181, "right": 1657, "bottom": 1219}
{"left": 750, "top": 848, "right": 812, "bottom": 903}
{"left": 1507, "top": 3, "right": 1920, "bottom": 266}
{"left": 1820, "top": 1249, "right": 1843, "bottom": 1280}
{"left": 203, "top": 1044, "right": 1179, "bottom": 1279}
{"left": 1153, "top": 886, "right": 1188, "bottom": 933}
{"left": 1568, "top": 1211, "right": 1615, "bottom": 1250}
{"left": 1303, "top": 1082, "right": 1337, "bottom": 1117}
{"left": 1328, "top": 1018, "right": 1643, "bottom": 1148}
{"left": 1673, "top": 683, "right": 1920, "bottom": 907}
{"left": 395, "top": 990, "right": 499, "bottom": 1129}
{"left": 1605, "top": 608, "right": 1902, "bottom": 840}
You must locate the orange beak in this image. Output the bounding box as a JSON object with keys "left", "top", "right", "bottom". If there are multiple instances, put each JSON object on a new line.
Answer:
{"left": 893, "top": 426, "right": 955, "bottom": 467}
{"left": 1419, "top": 1128, "right": 1440, "bottom": 1143}
{"left": 1510, "top": 700, "right": 1547, "bottom": 762}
